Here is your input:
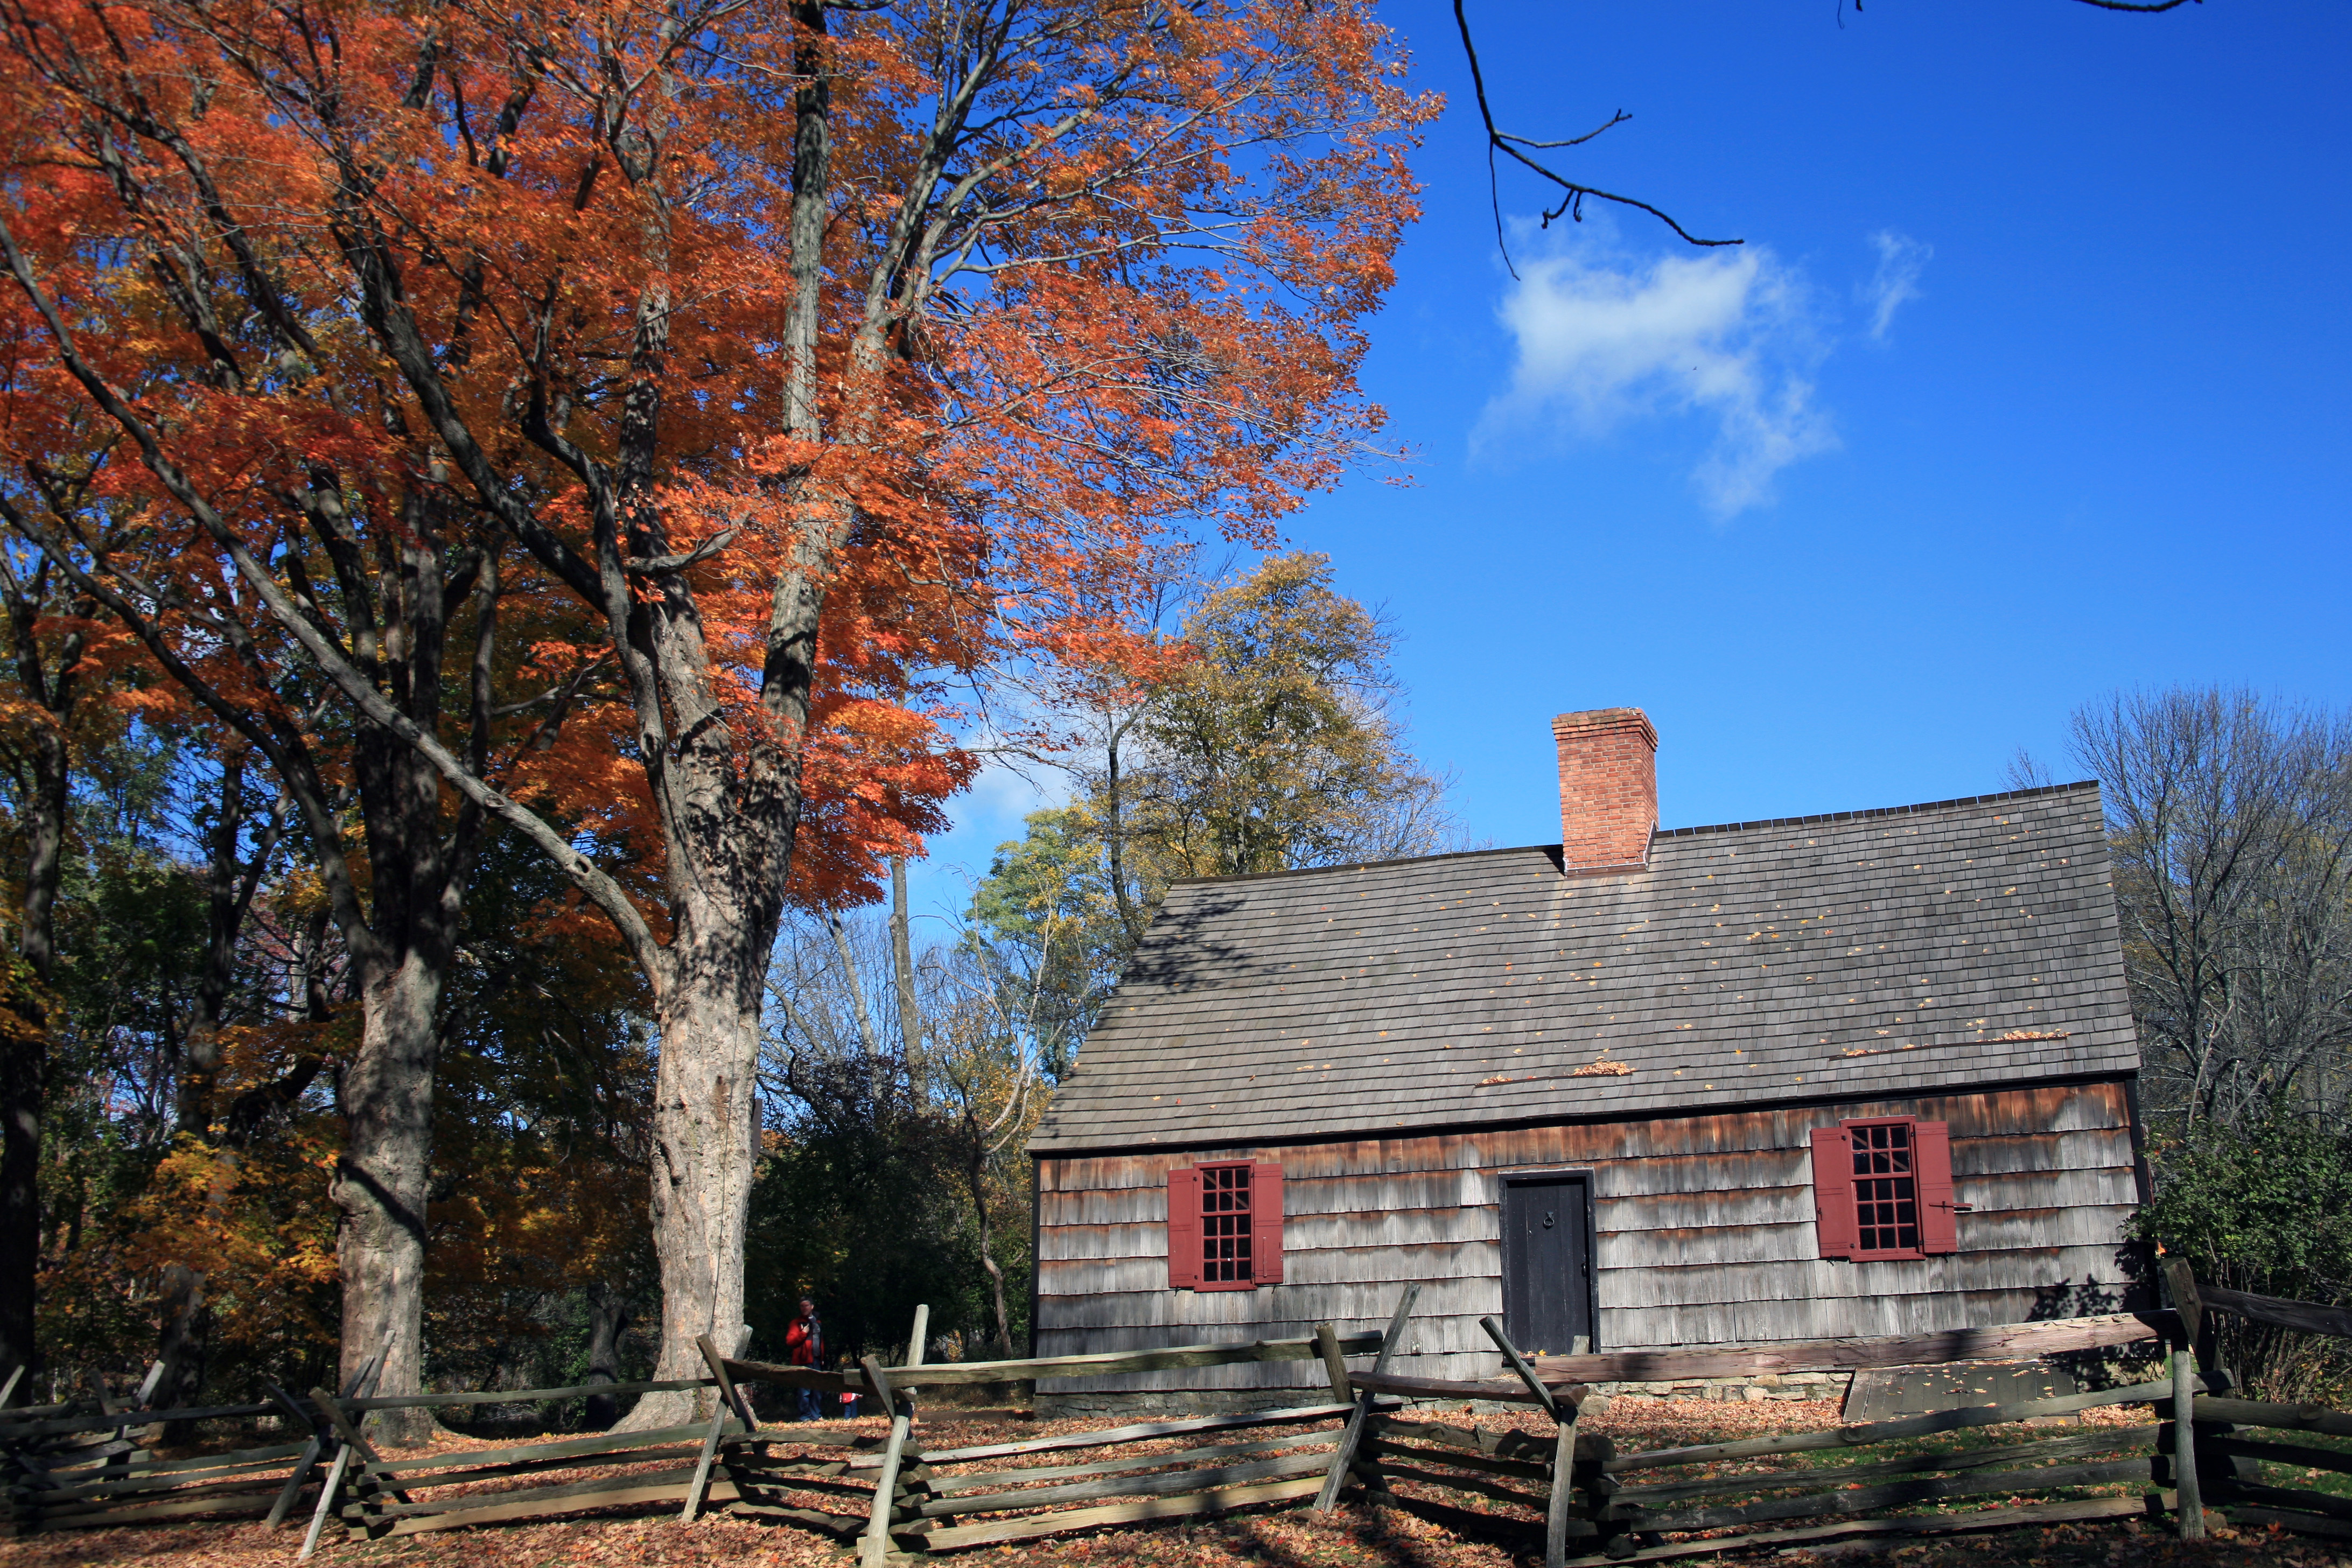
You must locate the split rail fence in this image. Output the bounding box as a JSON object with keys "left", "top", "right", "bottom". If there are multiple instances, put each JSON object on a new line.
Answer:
{"left": 2162, "top": 1261, "right": 2352, "bottom": 1545}
{"left": 21, "top": 1276, "right": 2352, "bottom": 1563}
{"left": 1325, "top": 1307, "right": 2199, "bottom": 1567}
{"left": 0, "top": 1342, "right": 733, "bottom": 1548}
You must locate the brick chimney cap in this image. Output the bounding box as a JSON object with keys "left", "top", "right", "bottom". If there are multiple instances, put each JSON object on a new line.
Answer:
{"left": 1551, "top": 707, "right": 1658, "bottom": 748}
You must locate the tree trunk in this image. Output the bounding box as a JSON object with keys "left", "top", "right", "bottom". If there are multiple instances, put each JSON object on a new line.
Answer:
{"left": 891, "top": 858, "right": 921, "bottom": 1058}
{"left": 333, "top": 951, "right": 444, "bottom": 1444}
{"left": 1102, "top": 719, "right": 1148, "bottom": 947}
{"left": 18, "top": 731, "right": 65, "bottom": 984}
{"left": 827, "top": 909, "right": 886, "bottom": 1104}
{"left": 1, "top": 726, "right": 66, "bottom": 1387}
{"left": 152, "top": 1264, "right": 211, "bottom": 1433}
{"left": 582, "top": 1283, "right": 631, "bottom": 1430}
{"left": 627, "top": 959, "right": 762, "bottom": 1429}
{"left": 0, "top": 962, "right": 40, "bottom": 1390}
{"left": 967, "top": 1145, "right": 1013, "bottom": 1358}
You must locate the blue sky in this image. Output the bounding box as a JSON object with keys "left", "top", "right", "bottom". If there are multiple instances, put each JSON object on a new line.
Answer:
{"left": 906, "top": 0, "right": 2351, "bottom": 928}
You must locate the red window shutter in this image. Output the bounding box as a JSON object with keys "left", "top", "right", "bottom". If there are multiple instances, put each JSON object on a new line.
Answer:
{"left": 1250, "top": 1162, "right": 1285, "bottom": 1285}
{"left": 1810, "top": 1126, "right": 1857, "bottom": 1259}
{"left": 1167, "top": 1166, "right": 1201, "bottom": 1289}
{"left": 1914, "top": 1121, "right": 1959, "bottom": 1255}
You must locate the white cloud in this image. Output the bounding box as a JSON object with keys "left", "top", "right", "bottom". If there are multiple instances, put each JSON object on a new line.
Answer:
{"left": 1863, "top": 230, "right": 1931, "bottom": 342}
{"left": 1479, "top": 243, "right": 1837, "bottom": 517}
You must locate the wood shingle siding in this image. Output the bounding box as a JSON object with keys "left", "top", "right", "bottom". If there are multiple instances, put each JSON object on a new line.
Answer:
{"left": 1035, "top": 1084, "right": 2139, "bottom": 1393}
{"left": 1031, "top": 778, "right": 2143, "bottom": 1398}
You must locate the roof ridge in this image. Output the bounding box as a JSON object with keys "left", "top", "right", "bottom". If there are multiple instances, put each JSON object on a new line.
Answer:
{"left": 1657, "top": 779, "right": 2100, "bottom": 840}
{"left": 1164, "top": 841, "right": 1548, "bottom": 888}
{"left": 1162, "top": 780, "right": 2102, "bottom": 888}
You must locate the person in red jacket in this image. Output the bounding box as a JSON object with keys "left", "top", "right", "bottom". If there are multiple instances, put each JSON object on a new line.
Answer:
{"left": 783, "top": 1299, "right": 824, "bottom": 1422}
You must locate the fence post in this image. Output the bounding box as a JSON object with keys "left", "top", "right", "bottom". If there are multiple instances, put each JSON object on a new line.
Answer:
{"left": 1314, "top": 1284, "right": 1419, "bottom": 1512}
{"left": 85, "top": 1364, "right": 148, "bottom": 1502}
{"left": 1312, "top": 1325, "right": 1351, "bottom": 1405}
{"left": 297, "top": 1388, "right": 384, "bottom": 1559}
{"left": 296, "top": 1432, "right": 357, "bottom": 1562}
{"left": 678, "top": 1395, "right": 731, "bottom": 1524}
{"left": 1544, "top": 1399, "right": 1583, "bottom": 1568}
{"left": 265, "top": 1350, "right": 383, "bottom": 1531}
{"left": 860, "top": 1303, "right": 928, "bottom": 1568}
{"left": 296, "top": 1337, "right": 397, "bottom": 1559}
{"left": 260, "top": 1381, "right": 327, "bottom": 1531}
{"left": 1480, "top": 1315, "right": 1585, "bottom": 1568}
{"left": 2171, "top": 1343, "right": 2203, "bottom": 1540}
{"left": 681, "top": 1333, "right": 764, "bottom": 1523}
{"left": 2160, "top": 1259, "right": 2205, "bottom": 1541}
{"left": 700, "top": 1334, "right": 761, "bottom": 1433}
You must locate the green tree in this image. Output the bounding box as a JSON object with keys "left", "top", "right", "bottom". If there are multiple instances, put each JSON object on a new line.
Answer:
{"left": 977, "top": 552, "right": 1461, "bottom": 996}
{"left": 1112, "top": 551, "right": 1459, "bottom": 902}
{"left": 2133, "top": 1116, "right": 2352, "bottom": 1401}
{"left": 966, "top": 807, "right": 1129, "bottom": 1082}
{"left": 17, "top": 720, "right": 340, "bottom": 1407}
{"left": 744, "top": 1054, "right": 980, "bottom": 1375}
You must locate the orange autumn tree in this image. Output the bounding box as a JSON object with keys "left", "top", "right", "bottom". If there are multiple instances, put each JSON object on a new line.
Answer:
{"left": 0, "top": 0, "right": 1429, "bottom": 1420}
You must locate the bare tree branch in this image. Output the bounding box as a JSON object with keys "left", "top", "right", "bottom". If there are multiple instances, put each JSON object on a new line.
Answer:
{"left": 1452, "top": 0, "right": 1739, "bottom": 278}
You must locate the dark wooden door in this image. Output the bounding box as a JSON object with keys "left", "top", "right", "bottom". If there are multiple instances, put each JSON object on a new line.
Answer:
{"left": 1502, "top": 1174, "right": 1594, "bottom": 1356}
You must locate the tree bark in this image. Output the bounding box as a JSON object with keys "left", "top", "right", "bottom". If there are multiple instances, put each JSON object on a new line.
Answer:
{"left": 18, "top": 729, "right": 65, "bottom": 984}
{"left": 0, "top": 957, "right": 41, "bottom": 1390}
{"left": 583, "top": 1282, "right": 631, "bottom": 1430}
{"left": 965, "top": 1141, "right": 1012, "bottom": 1357}
{"left": 891, "top": 858, "right": 920, "bottom": 1059}
{"left": 1, "top": 594, "right": 77, "bottom": 1390}
{"left": 152, "top": 1265, "right": 210, "bottom": 1428}
{"left": 1, "top": 736, "right": 65, "bottom": 1386}
{"left": 333, "top": 947, "right": 447, "bottom": 1443}
{"left": 630, "top": 957, "right": 763, "bottom": 1428}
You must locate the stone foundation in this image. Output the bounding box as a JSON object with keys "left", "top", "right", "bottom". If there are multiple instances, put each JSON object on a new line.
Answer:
{"left": 1593, "top": 1370, "right": 1852, "bottom": 1405}
{"left": 1036, "top": 1388, "right": 1345, "bottom": 1419}
{"left": 1037, "top": 1370, "right": 1853, "bottom": 1420}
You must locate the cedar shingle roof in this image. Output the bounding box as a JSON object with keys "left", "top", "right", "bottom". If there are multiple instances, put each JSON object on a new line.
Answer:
{"left": 1027, "top": 782, "right": 2138, "bottom": 1154}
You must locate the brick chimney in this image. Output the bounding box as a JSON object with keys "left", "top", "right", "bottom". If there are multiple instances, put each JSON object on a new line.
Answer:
{"left": 1552, "top": 708, "right": 1658, "bottom": 871}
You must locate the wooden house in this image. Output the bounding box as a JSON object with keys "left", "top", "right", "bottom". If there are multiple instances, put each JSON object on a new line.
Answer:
{"left": 1025, "top": 708, "right": 2148, "bottom": 1410}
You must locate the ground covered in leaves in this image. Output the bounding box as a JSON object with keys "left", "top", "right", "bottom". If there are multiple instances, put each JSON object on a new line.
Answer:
{"left": 1, "top": 1399, "right": 2338, "bottom": 1568}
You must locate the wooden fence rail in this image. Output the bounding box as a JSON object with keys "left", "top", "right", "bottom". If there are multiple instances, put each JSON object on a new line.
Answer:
{"left": 722, "top": 1329, "right": 1384, "bottom": 1396}
{"left": 299, "top": 1326, "right": 1412, "bottom": 1555}
{"left": 888, "top": 1405, "right": 1372, "bottom": 1553}
{"left": 0, "top": 1349, "right": 393, "bottom": 1542}
{"left": 860, "top": 1306, "right": 1420, "bottom": 1558}
{"left": 2152, "top": 1265, "right": 2352, "bottom": 1544}
{"left": 1331, "top": 1358, "right": 2202, "bottom": 1566}
{"left": 25, "top": 1289, "right": 2350, "bottom": 1560}
{"left": 0, "top": 1347, "right": 733, "bottom": 1543}
{"left": 1483, "top": 1314, "right": 2166, "bottom": 1398}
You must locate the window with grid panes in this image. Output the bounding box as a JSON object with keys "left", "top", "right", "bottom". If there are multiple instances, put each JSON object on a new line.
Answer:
{"left": 1201, "top": 1164, "right": 1253, "bottom": 1283}
{"left": 1851, "top": 1121, "right": 1921, "bottom": 1254}
{"left": 1808, "top": 1116, "right": 1956, "bottom": 1261}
